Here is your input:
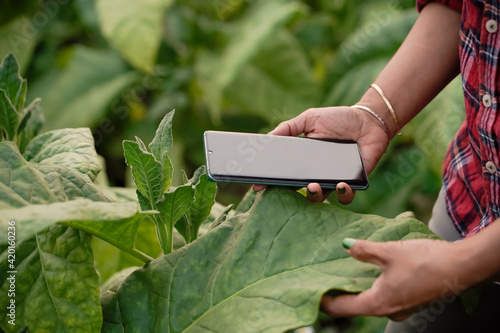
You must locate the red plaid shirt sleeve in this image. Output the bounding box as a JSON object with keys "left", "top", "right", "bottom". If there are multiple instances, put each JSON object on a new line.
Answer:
{"left": 414, "top": 0, "right": 500, "bottom": 238}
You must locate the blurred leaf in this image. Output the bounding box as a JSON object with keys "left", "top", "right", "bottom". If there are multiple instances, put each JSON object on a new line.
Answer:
{"left": 224, "top": 30, "right": 319, "bottom": 121}
{"left": 349, "top": 147, "right": 431, "bottom": 218}
{"left": 0, "top": 0, "right": 37, "bottom": 28}
{"left": 0, "top": 17, "right": 37, "bottom": 73}
{"left": 96, "top": 0, "right": 174, "bottom": 73}
{"left": 0, "top": 225, "right": 101, "bottom": 333}
{"left": 204, "top": 0, "right": 305, "bottom": 121}
{"left": 101, "top": 187, "right": 438, "bottom": 332}
{"left": 51, "top": 71, "right": 137, "bottom": 130}
{"left": 75, "top": 0, "right": 100, "bottom": 31}
{"left": 323, "top": 58, "right": 388, "bottom": 106}
{"left": 28, "top": 46, "right": 135, "bottom": 130}
{"left": 323, "top": 9, "right": 417, "bottom": 105}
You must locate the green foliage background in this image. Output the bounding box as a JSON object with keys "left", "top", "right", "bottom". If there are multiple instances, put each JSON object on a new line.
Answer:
{"left": 0, "top": 0, "right": 465, "bottom": 331}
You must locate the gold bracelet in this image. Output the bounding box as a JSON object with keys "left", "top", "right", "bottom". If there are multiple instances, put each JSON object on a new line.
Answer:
{"left": 351, "top": 104, "right": 389, "bottom": 136}
{"left": 370, "top": 83, "right": 401, "bottom": 135}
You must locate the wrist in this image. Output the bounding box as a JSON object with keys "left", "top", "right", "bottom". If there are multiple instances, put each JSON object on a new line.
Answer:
{"left": 357, "top": 88, "right": 399, "bottom": 139}
{"left": 349, "top": 105, "right": 390, "bottom": 144}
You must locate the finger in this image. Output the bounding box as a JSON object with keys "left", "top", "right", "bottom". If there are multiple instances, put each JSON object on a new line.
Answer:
{"left": 253, "top": 184, "right": 267, "bottom": 191}
{"left": 269, "top": 110, "right": 315, "bottom": 137}
{"left": 336, "top": 183, "right": 355, "bottom": 205}
{"left": 269, "top": 121, "right": 301, "bottom": 136}
{"left": 306, "top": 183, "right": 323, "bottom": 202}
{"left": 321, "top": 291, "right": 377, "bottom": 317}
{"left": 344, "top": 239, "right": 388, "bottom": 267}
{"left": 321, "top": 290, "right": 408, "bottom": 318}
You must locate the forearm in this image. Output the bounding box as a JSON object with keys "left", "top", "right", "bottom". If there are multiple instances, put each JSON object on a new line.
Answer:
{"left": 357, "top": 3, "right": 461, "bottom": 138}
{"left": 457, "top": 219, "right": 500, "bottom": 287}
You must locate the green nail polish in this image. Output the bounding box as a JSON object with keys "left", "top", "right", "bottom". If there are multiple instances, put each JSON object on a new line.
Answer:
{"left": 308, "top": 190, "right": 317, "bottom": 196}
{"left": 342, "top": 238, "right": 356, "bottom": 250}
{"left": 338, "top": 187, "right": 346, "bottom": 195}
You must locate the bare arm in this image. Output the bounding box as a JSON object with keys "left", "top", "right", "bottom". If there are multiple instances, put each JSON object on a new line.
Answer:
{"left": 359, "top": 2, "right": 461, "bottom": 138}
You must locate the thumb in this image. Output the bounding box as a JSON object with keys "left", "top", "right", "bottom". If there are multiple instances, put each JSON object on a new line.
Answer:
{"left": 343, "top": 238, "right": 388, "bottom": 268}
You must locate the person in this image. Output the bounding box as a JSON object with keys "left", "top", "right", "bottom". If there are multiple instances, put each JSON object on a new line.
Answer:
{"left": 254, "top": 1, "right": 500, "bottom": 332}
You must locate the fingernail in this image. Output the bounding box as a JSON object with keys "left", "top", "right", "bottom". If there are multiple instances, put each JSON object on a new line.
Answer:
{"left": 308, "top": 189, "right": 317, "bottom": 196}
{"left": 342, "top": 238, "right": 356, "bottom": 249}
{"left": 338, "top": 186, "right": 346, "bottom": 195}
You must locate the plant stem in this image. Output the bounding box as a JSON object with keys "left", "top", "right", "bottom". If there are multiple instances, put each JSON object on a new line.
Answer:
{"left": 167, "top": 223, "right": 174, "bottom": 254}
{"left": 59, "top": 222, "right": 154, "bottom": 263}
{"left": 128, "top": 248, "right": 154, "bottom": 263}
{"left": 153, "top": 215, "right": 172, "bottom": 255}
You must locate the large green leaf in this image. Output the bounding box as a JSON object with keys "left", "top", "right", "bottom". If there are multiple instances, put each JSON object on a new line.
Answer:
{"left": 0, "top": 225, "right": 101, "bottom": 333}
{"left": 123, "top": 140, "right": 165, "bottom": 207}
{"left": 0, "top": 130, "right": 109, "bottom": 209}
{"left": 0, "top": 199, "right": 150, "bottom": 258}
{"left": 24, "top": 127, "right": 102, "bottom": 182}
{"left": 96, "top": 0, "right": 174, "bottom": 73}
{"left": 101, "top": 187, "right": 438, "bottom": 332}
{"left": 0, "top": 141, "right": 57, "bottom": 207}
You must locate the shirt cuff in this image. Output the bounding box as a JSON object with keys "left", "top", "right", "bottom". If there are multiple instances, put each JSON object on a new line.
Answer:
{"left": 417, "top": 0, "right": 462, "bottom": 13}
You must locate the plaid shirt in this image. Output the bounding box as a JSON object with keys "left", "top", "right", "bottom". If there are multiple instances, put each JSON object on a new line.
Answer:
{"left": 417, "top": 0, "right": 500, "bottom": 237}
